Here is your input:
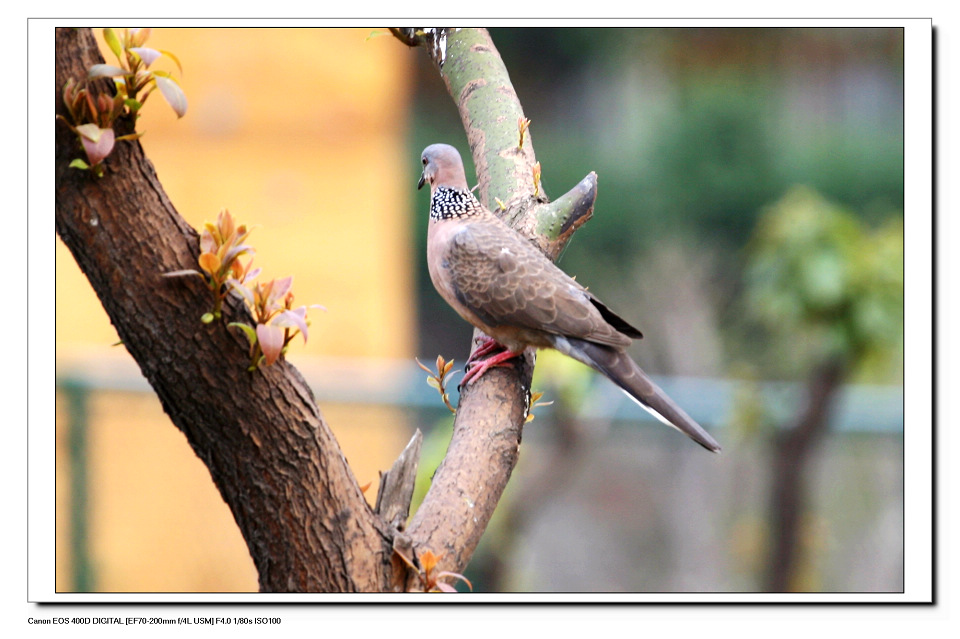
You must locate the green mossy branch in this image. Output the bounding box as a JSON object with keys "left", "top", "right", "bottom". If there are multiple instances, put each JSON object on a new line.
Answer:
{"left": 437, "top": 29, "right": 598, "bottom": 258}
{"left": 394, "top": 27, "right": 597, "bottom": 244}
{"left": 391, "top": 26, "right": 600, "bottom": 583}
{"left": 439, "top": 29, "right": 535, "bottom": 207}
{"left": 533, "top": 172, "right": 598, "bottom": 260}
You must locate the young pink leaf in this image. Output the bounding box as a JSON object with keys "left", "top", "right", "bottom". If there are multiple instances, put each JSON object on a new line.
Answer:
{"left": 222, "top": 243, "right": 254, "bottom": 266}
{"left": 256, "top": 324, "right": 285, "bottom": 366}
{"left": 129, "top": 47, "right": 161, "bottom": 67}
{"left": 154, "top": 75, "right": 188, "bottom": 118}
{"left": 273, "top": 308, "right": 309, "bottom": 342}
{"left": 252, "top": 280, "right": 270, "bottom": 308}
{"left": 274, "top": 275, "right": 294, "bottom": 298}
{"left": 79, "top": 127, "right": 115, "bottom": 165}
{"left": 266, "top": 276, "right": 294, "bottom": 308}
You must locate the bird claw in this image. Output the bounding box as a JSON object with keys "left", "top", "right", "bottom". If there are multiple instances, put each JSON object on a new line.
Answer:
{"left": 466, "top": 336, "right": 503, "bottom": 366}
{"left": 459, "top": 347, "right": 523, "bottom": 389}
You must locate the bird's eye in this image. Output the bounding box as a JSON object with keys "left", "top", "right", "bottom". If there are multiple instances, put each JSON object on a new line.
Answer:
{"left": 422, "top": 157, "right": 428, "bottom": 165}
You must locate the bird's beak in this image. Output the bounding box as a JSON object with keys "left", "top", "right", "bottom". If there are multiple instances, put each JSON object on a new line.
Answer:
{"left": 417, "top": 171, "right": 426, "bottom": 190}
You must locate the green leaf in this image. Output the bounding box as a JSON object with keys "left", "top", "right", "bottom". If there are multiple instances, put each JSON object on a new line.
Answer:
{"left": 69, "top": 158, "right": 90, "bottom": 170}
{"left": 851, "top": 294, "right": 897, "bottom": 345}
{"left": 228, "top": 322, "right": 258, "bottom": 347}
{"left": 103, "top": 28, "right": 123, "bottom": 60}
{"left": 159, "top": 49, "right": 184, "bottom": 75}
{"left": 201, "top": 312, "right": 215, "bottom": 324}
{"left": 799, "top": 250, "right": 846, "bottom": 311}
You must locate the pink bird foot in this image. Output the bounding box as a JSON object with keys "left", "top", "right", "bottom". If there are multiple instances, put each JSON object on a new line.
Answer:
{"left": 466, "top": 336, "right": 502, "bottom": 366}
{"left": 460, "top": 346, "right": 523, "bottom": 387}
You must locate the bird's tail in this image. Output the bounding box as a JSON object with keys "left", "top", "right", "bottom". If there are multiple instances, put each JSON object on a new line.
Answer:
{"left": 551, "top": 336, "right": 721, "bottom": 453}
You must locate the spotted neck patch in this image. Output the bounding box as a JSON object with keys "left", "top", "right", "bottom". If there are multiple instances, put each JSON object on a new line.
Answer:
{"left": 430, "top": 186, "right": 483, "bottom": 221}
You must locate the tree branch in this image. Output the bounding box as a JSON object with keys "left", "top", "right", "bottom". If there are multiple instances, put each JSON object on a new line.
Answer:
{"left": 395, "top": 27, "right": 599, "bottom": 582}
{"left": 375, "top": 429, "right": 423, "bottom": 530}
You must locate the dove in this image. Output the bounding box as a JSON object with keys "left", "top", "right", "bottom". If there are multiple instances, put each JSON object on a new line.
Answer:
{"left": 419, "top": 143, "right": 720, "bottom": 452}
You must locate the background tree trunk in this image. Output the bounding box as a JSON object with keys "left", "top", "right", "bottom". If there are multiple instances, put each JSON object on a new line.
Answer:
{"left": 765, "top": 357, "right": 847, "bottom": 591}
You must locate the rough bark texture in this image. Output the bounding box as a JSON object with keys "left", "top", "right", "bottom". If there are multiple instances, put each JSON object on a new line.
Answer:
{"left": 55, "top": 28, "right": 389, "bottom": 593}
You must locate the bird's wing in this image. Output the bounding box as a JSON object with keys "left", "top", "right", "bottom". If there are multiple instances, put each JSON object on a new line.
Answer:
{"left": 442, "top": 217, "right": 639, "bottom": 348}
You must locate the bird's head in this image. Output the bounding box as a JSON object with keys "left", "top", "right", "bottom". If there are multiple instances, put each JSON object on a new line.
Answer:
{"left": 418, "top": 143, "right": 469, "bottom": 192}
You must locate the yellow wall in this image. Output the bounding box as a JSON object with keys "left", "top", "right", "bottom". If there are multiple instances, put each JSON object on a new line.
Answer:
{"left": 57, "top": 27, "right": 415, "bottom": 357}
{"left": 56, "top": 28, "right": 416, "bottom": 592}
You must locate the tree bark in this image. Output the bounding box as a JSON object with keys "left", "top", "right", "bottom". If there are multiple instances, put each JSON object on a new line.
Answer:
{"left": 765, "top": 357, "right": 847, "bottom": 592}
{"left": 55, "top": 27, "right": 389, "bottom": 592}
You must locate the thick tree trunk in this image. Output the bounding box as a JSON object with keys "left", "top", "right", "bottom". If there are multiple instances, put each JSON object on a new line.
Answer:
{"left": 55, "top": 28, "right": 389, "bottom": 592}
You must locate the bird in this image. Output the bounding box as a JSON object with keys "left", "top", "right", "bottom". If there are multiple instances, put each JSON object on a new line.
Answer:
{"left": 419, "top": 143, "right": 721, "bottom": 453}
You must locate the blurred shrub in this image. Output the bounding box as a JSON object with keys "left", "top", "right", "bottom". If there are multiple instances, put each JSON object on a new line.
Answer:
{"left": 741, "top": 185, "right": 903, "bottom": 380}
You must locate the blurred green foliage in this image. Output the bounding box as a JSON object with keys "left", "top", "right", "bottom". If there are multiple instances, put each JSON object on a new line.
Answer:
{"left": 740, "top": 186, "right": 903, "bottom": 379}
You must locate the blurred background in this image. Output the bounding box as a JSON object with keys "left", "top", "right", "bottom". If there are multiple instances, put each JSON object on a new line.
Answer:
{"left": 55, "top": 27, "right": 903, "bottom": 593}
